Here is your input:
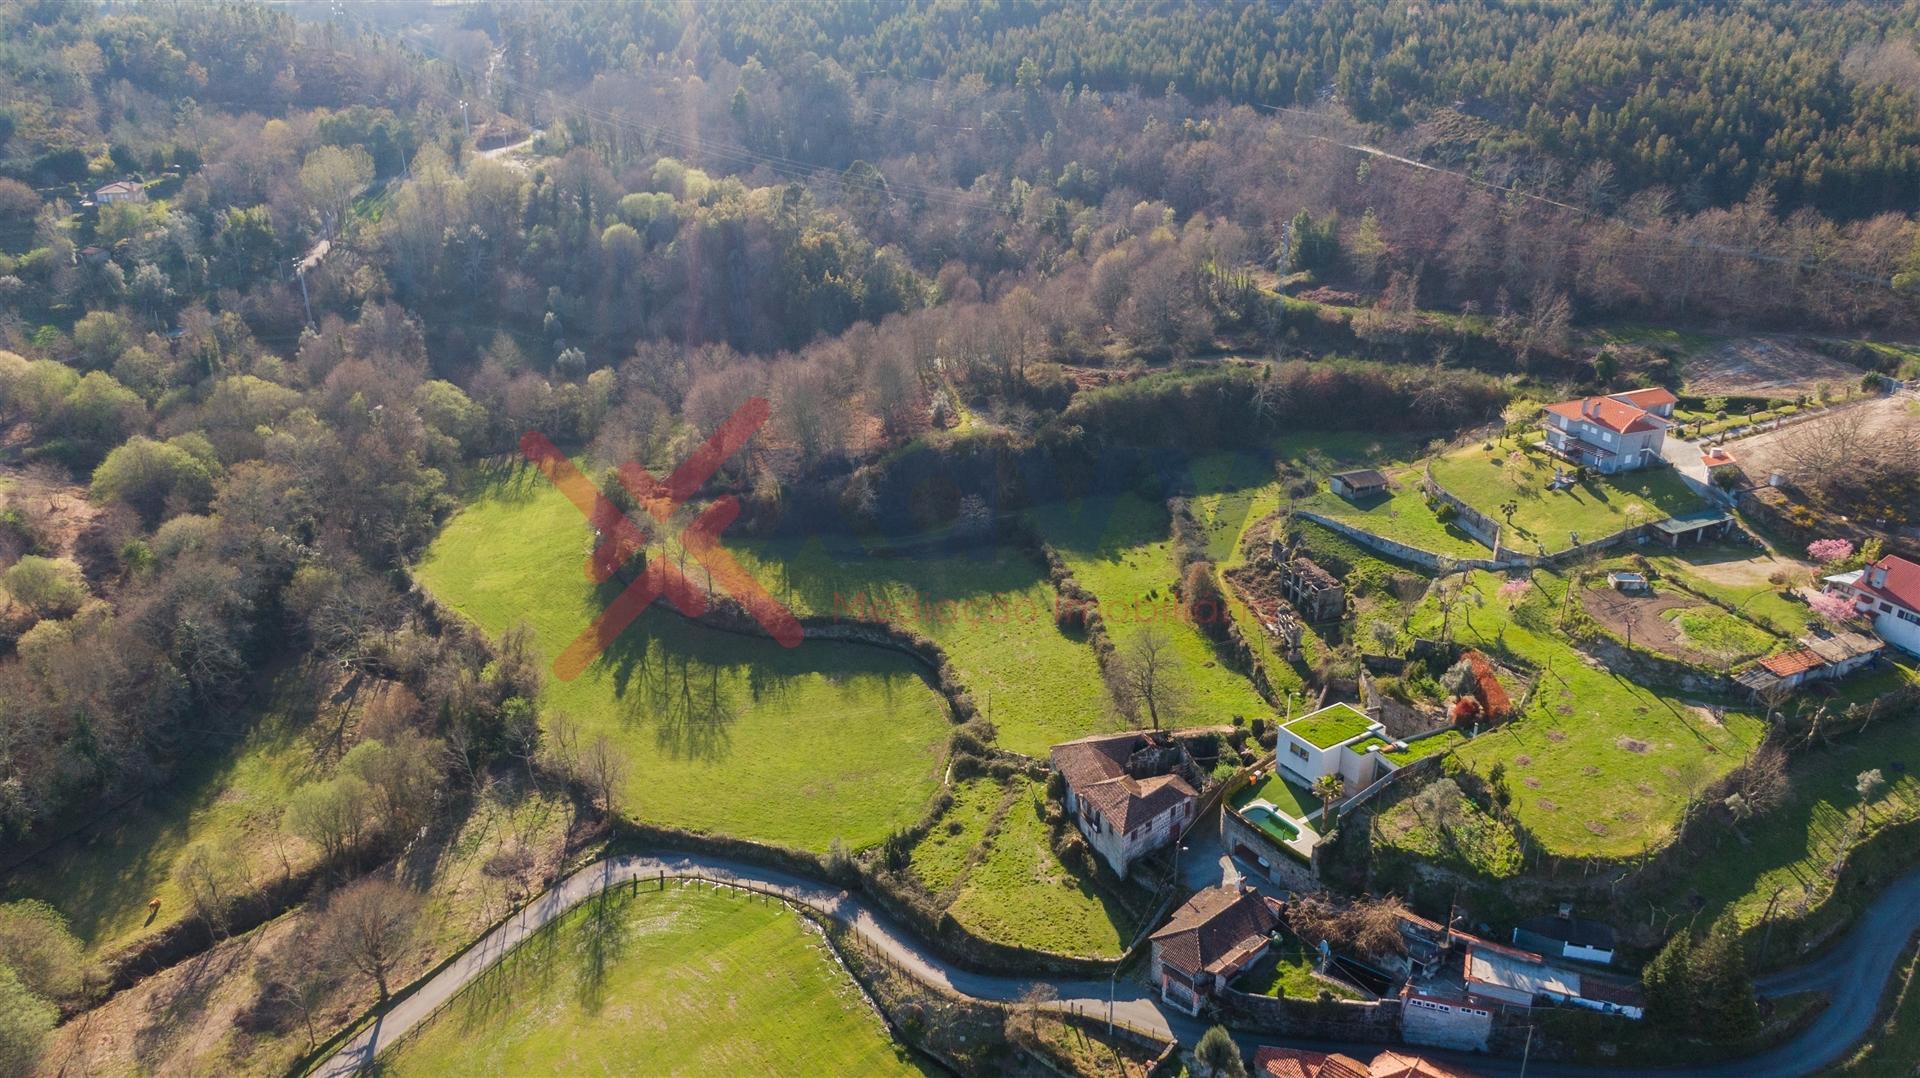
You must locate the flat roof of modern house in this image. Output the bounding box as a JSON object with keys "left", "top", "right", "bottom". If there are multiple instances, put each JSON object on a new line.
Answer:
{"left": 1283, "top": 702, "right": 1375, "bottom": 750}
{"left": 1649, "top": 508, "right": 1731, "bottom": 535}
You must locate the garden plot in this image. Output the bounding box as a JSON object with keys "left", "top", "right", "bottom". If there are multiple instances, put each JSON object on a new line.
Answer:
{"left": 1581, "top": 585, "right": 1779, "bottom": 665}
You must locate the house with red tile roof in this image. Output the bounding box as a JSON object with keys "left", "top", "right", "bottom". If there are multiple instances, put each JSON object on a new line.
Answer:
{"left": 1540, "top": 389, "right": 1676, "bottom": 474}
{"left": 1253, "top": 1046, "right": 1480, "bottom": 1078}
{"left": 1049, "top": 731, "right": 1198, "bottom": 879}
{"left": 1824, "top": 555, "right": 1920, "bottom": 657}
{"left": 1148, "top": 885, "right": 1279, "bottom": 1014}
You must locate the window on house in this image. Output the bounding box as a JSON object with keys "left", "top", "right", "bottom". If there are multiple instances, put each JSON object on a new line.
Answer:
{"left": 1289, "top": 742, "right": 1309, "bottom": 761}
{"left": 1898, "top": 609, "right": 1920, "bottom": 625}
{"left": 1882, "top": 602, "right": 1894, "bottom": 613}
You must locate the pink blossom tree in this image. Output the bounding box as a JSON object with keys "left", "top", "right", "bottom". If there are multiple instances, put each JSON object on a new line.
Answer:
{"left": 1497, "top": 578, "right": 1532, "bottom": 607}
{"left": 1807, "top": 538, "right": 1855, "bottom": 564}
{"left": 1808, "top": 590, "right": 1861, "bottom": 625}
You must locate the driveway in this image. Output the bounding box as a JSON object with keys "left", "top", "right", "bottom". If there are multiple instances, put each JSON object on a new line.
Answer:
{"left": 317, "top": 851, "right": 1920, "bottom": 1077}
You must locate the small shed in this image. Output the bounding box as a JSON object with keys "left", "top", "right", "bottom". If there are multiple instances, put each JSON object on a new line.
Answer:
{"left": 93, "top": 180, "right": 147, "bottom": 204}
{"left": 1329, "top": 468, "right": 1390, "bottom": 500}
{"left": 1606, "top": 571, "right": 1650, "bottom": 594}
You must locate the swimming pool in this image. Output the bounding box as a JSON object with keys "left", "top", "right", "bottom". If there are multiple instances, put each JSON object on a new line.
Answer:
{"left": 1242, "top": 803, "right": 1301, "bottom": 845}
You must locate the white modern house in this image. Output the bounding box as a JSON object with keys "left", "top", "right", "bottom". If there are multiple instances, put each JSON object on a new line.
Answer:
{"left": 1824, "top": 554, "right": 1920, "bottom": 656}
{"left": 1541, "top": 388, "right": 1676, "bottom": 475}
{"left": 1274, "top": 702, "right": 1397, "bottom": 793}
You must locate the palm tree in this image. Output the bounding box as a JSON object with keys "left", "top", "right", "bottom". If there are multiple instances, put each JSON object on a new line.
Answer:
{"left": 1311, "top": 773, "right": 1346, "bottom": 826}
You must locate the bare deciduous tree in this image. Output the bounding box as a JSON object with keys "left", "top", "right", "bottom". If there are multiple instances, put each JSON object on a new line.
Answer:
{"left": 580, "top": 733, "right": 629, "bottom": 819}
{"left": 317, "top": 877, "right": 420, "bottom": 1002}
{"left": 1110, "top": 625, "right": 1185, "bottom": 730}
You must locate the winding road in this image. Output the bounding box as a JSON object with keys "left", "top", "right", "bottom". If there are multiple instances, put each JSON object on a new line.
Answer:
{"left": 317, "top": 852, "right": 1920, "bottom": 1077}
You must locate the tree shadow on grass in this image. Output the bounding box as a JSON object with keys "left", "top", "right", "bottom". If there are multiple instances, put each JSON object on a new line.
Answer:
{"left": 573, "top": 886, "right": 631, "bottom": 1015}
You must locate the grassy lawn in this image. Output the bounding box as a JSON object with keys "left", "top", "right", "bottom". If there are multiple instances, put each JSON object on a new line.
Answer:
{"left": 1411, "top": 571, "right": 1764, "bottom": 859}
{"left": 1383, "top": 729, "right": 1469, "bottom": 766}
{"left": 730, "top": 534, "right": 1111, "bottom": 756}
{"left": 1234, "top": 770, "right": 1320, "bottom": 818}
{"left": 384, "top": 885, "right": 926, "bottom": 1077}
{"left": 1028, "top": 493, "right": 1274, "bottom": 726}
{"left": 415, "top": 468, "right": 950, "bottom": 851}
{"left": 0, "top": 666, "right": 333, "bottom": 955}
{"left": 1296, "top": 464, "right": 1490, "bottom": 560}
{"left": 1285, "top": 702, "right": 1373, "bottom": 749}
{"left": 1232, "top": 933, "right": 1360, "bottom": 1000}
{"left": 1187, "top": 453, "right": 1310, "bottom": 698}
{"left": 1645, "top": 661, "right": 1920, "bottom": 947}
{"left": 1666, "top": 605, "right": 1778, "bottom": 661}
{"left": 907, "top": 778, "right": 1004, "bottom": 895}
{"left": 1639, "top": 545, "right": 1814, "bottom": 637}
{"left": 1837, "top": 935, "right": 1920, "bottom": 1073}
{"left": 944, "top": 778, "right": 1143, "bottom": 957}
{"left": 1427, "top": 443, "right": 1704, "bottom": 556}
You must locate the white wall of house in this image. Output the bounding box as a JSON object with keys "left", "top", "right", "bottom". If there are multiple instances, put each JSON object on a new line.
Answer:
{"left": 1544, "top": 414, "right": 1666, "bottom": 473}
{"left": 1277, "top": 731, "right": 1337, "bottom": 783}
{"left": 1869, "top": 606, "right": 1920, "bottom": 656}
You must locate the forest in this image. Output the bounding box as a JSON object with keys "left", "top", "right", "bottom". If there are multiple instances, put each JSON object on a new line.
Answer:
{"left": 0, "top": 1, "right": 1918, "bottom": 1071}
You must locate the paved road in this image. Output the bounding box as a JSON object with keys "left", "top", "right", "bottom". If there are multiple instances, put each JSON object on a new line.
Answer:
{"left": 314, "top": 852, "right": 1177, "bottom": 1076}
{"left": 318, "top": 852, "right": 1920, "bottom": 1077}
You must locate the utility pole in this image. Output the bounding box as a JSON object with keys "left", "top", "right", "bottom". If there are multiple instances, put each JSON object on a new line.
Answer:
{"left": 460, "top": 99, "right": 471, "bottom": 141}
{"left": 1107, "top": 967, "right": 1116, "bottom": 1034}
{"left": 1519, "top": 1024, "right": 1535, "bottom": 1078}
{"left": 296, "top": 264, "right": 313, "bottom": 327}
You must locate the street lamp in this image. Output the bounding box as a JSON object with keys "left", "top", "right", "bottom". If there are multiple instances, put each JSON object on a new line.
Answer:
{"left": 1107, "top": 967, "right": 1116, "bottom": 1034}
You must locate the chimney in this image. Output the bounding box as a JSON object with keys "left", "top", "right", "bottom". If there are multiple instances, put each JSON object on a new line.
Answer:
{"left": 1871, "top": 564, "right": 1889, "bottom": 589}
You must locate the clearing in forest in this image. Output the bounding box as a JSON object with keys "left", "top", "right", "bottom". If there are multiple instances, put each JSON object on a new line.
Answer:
{"left": 415, "top": 467, "right": 950, "bottom": 852}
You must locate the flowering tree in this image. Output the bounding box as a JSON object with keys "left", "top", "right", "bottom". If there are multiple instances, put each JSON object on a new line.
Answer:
{"left": 1808, "top": 590, "right": 1860, "bottom": 625}
{"left": 1498, "top": 578, "right": 1532, "bottom": 607}
{"left": 1807, "top": 538, "right": 1855, "bottom": 564}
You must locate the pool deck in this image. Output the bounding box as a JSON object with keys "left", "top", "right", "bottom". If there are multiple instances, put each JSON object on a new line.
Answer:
{"left": 1236, "top": 796, "right": 1323, "bottom": 861}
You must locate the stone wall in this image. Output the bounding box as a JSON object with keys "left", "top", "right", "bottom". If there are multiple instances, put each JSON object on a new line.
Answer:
{"left": 1401, "top": 992, "right": 1493, "bottom": 1051}
{"left": 1215, "top": 986, "right": 1403, "bottom": 1042}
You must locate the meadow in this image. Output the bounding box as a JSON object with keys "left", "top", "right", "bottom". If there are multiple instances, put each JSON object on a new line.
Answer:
{"left": 1645, "top": 660, "right": 1920, "bottom": 949}
{"left": 0, "top": 666, "right": 333, "bottom": 955}
{"left": 1409, "top": 571, "right": 1765, "bottom": 859}
{"left": 730, "top": 535, "right": 1113, "bottom": 756}
{"left": 939, "top": 778, "right": 1144, "bottom": 957}
{"left": 414, "top": 467, "right": 951, "bottom": 851}
{"left": 1028, "top": 493, "right": 1273, "bottom": 727}
{"left": 384, "top": 885, "right": 927, "bottom": 1076}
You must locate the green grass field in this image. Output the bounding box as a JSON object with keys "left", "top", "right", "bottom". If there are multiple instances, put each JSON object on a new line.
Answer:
{"left": 1667, "top": 605, "right": 1779, "bottom": 661}
{"left": 415, "top": 468, "right": 950, "bottom": 851}
{"left": 906, "top": 778, "right": 1003, "bottom": 895}
{"left": 1372, "top": 782, "right": 1525, "bottom": 880}
{"left": 0, "top": 667, "right": 332, "bottom": 955}
{"left": 943, "top": 778, "right": 1143, "bottom": 957}
{"left": 1383, "top": 729, "right": 1469, "bottom": 766}
{"left": 1411, "top": 572, "right": 1764, "bottom": 859}
{"left": 1233, "top": 770, "right": 1320, "bottom": 819}
{"left": 730, "top": 535, "right": 1112, "bottom": 756}
{"left": 1296, "top": 465, "right": 1490, "bottom": 560}
{"left": 1028, "top": 493, "right": 1273, "bottom": 726}
{"left": 1647, "top": 661, "right": 1920, "bottom": 942}
{"left": 1428, "top": 443, "right": 1703, "bottom": 556}
{"left": 384, "top": 885, "right": 926, "bottom": 1077}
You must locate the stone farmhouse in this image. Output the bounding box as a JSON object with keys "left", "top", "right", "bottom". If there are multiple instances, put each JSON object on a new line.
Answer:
{"left": 1049, "top": 731, "right": 1198, "bottom": 879}
{"left": 1541, "top": 387, "right": 1677, "bottom": 474}
{"left": 1147, "top": 885, "right": 1279, "bottom": 1015}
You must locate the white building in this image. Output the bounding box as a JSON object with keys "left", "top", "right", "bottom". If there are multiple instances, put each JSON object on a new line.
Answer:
{"left": 1824, "top": 555, "right": 1920, "bottom": 657}
{"left": 1274, "top": 702, "right": 1396, "bottom": 793}
{"left": 1541, "top": 387, "right": 1676, "bottom": 475}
